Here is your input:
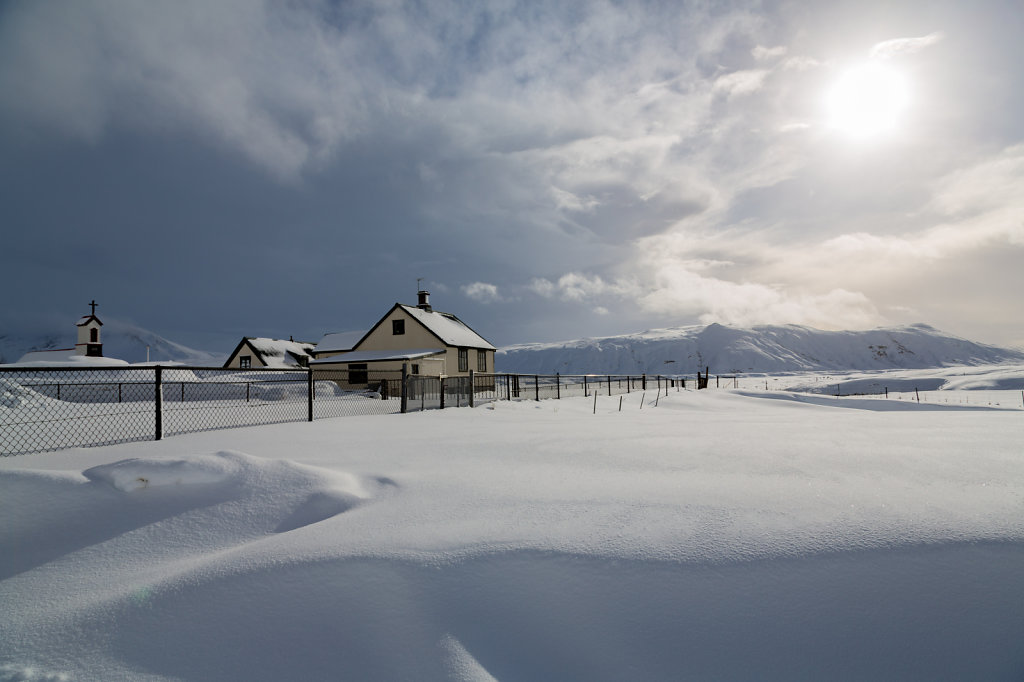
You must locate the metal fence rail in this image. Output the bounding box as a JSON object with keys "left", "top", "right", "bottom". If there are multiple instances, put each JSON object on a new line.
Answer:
{"left": 1, "top": 367, "right": 686, "bottom": 456}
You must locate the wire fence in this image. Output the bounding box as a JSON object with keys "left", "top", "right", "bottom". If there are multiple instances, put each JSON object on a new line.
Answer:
{"left": 1, "top": 367, "right": 685, "bottom": 456}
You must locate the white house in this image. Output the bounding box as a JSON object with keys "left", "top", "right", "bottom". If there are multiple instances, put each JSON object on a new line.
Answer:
{"left": 311, "top": 290, "right": 495, "bottom": 379}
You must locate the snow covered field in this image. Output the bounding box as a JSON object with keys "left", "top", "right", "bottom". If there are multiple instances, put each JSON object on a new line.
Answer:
{"left": 3, "top": 375, "right": 1024, "bottom": 680}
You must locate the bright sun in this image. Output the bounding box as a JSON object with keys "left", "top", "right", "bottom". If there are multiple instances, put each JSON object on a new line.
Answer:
{"left": 826, "top": 62, "right": 909, "bottom": 138}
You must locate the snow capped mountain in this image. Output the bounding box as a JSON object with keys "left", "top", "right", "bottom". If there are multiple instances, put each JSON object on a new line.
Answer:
{"left": 497, "top": 323, "right": 1024, "bottom": 375}
{"left": 0, "top": 318, "right": 223, "bottom": 366}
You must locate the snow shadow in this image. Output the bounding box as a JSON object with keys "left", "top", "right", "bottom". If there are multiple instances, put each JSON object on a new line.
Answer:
{"left": 735, "top": 390, "right": 1007, "bottom": 412}
{"left": 0, "top": 468, "right": 243, "bottom": 581}
{"left": 105, "top": 543, "right": 1024, "bottom": 681}
{"left": 0, "top": 451, "right": 379, "bottom": 580}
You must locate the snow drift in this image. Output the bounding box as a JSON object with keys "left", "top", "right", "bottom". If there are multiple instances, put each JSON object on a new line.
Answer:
{"left": 3, "top": 387, "right": 1024, "bottom": 680}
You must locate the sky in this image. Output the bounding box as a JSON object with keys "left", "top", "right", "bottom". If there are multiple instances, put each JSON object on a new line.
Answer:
{"left": 1, "top": 0, "right": 1023, "bottom": 352}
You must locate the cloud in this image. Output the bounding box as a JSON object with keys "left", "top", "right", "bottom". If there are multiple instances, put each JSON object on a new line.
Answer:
{"left": 752, "top": 45, "right": 787, "bottom": 61}
{"left": 712, "top": 69, "right": 769, "bottom": 98}
{"left": 545, "top": 273, "right": 643, "bottom": 303}
{"left": 2, "top": 0, "right": 1022, "bottom": 348}
{"left": 870, "top": 32, "right": 945, "bottom": 60}
{"left": 529, "top": 278, "right": 556, "bottom": 298}
{"left": 462, "top": 282, "right": 501, "bottom": 303}
{"left": 635, "top": 263, "right": 880, "bottom": 330}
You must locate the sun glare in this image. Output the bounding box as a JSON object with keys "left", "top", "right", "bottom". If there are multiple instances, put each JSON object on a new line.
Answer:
{"left": 826, "top": 63, "right": 909, "bottom": 138}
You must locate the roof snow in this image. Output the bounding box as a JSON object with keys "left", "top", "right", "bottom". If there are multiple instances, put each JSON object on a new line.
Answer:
{"left": 314, "top": 331, "right": 365, "bottom": 354}
{"left": 399, "top": 305, "right": 495, "bottom": 350}
{"left": 12, "top": 350, "right": 129, "bottom": 367}
{"left": 246, "top": 338, "right": 315, "bottom": 368}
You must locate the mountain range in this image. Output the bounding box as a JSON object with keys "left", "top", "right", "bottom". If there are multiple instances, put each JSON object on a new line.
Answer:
{"left": 496, "top": 323, "right": 1024, "bottom": 375}
{"left": 4, "top": 319, "right": 1023, "bottom": 375}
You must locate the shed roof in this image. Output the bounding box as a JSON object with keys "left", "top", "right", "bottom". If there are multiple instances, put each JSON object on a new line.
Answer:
{"left": 314, "top": 330, "right": 365, "bottom": 354}
{"left": 311, "top": 348, "right": 445, "bottom": 365}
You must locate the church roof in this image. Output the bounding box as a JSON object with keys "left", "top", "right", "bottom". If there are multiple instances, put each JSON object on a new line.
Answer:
{"left": 76, "top": 315, "right": 103, "bottom": 327}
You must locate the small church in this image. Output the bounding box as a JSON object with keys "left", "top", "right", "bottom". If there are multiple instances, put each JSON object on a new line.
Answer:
{"left": 75, "top": 300, "right": 104, "bottom": 357}
{"left": 17, "top": 301, "right": 116, "bottom": 365}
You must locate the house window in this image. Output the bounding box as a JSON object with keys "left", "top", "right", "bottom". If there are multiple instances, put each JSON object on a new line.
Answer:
{"left": 239, "top": 356, "right": 251, "bottom": 369}
{"left": 392, "top": 319, "right": 405, "bottom": 335}
{"left": 411, "top": 364, "right": 419, "bottom": 375}
{"left": 477, "top": 349, "right": 487, "bottom": 372}
{"left": 349, "top": 363, "right": 368, "bottom": 385}
{"left": 458, "top": 348, "right": 468, "bottom": 372}
{"left": 90, "top": 328, "right": 98, "bottom": 342}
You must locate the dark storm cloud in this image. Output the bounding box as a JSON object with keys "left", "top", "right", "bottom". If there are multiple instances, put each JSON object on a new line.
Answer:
{"left": 1, "top": 0, "right": 1023, "bottom": 348}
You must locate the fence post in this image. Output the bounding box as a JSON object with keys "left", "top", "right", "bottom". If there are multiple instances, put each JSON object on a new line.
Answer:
{"left": 556, "top": 373, "right": 561, "bottom": 399}
{"left": 584, "top": 374, "right": 588, "bottom": 397}
{"left": 607, "top": 375, "right": 611, "bottom": 396}
{"left": 469, "top": 370, "right": 475, "bottom": 408}
{"left": 440, "top": 376, "right": 446, "bottom": 409}
{"left": 154, "top": 366, "right": 163, "bottom": 441}
{"left": 535, "top": 375, "right": 540, "bottom": 401}
{"left": 307, "top": 368, "right": 314, "bottom": 422}
{"left": 642, "top": 373, "right": 647, "bottom": 390}
{"left": 401, "top": 364, "right": 408, "bottom": 414}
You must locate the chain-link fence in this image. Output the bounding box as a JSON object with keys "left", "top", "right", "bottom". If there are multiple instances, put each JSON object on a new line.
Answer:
{"left": 1, "top": 367, "right": 162, "bottom": 456}
{"left": 1, "top": 366, "right": 405, "bottom": 456}
{"left": 1, "top": 367, "right": 687, "bottom": 456}
{"left": 483, "top": 374, "right": 679, "bottom": 401}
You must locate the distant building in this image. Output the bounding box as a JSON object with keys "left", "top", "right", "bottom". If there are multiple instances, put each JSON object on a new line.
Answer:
{"left": 17, "top": 301, "right": 121, "bottom": 365}
{"left": 222, "top": 337, "right": 316, "bottom": 369}
{"left": 76, "top": 300, "right": 103, "bottom": 357}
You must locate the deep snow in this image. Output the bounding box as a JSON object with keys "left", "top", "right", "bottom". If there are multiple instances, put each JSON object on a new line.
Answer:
{"left": 3, "top": 375, "right": 1024, "bottom": 680}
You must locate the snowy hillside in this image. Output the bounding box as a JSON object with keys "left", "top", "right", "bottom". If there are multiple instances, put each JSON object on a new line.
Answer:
{"left": 0, "top": 319, "right": 222, "bottom": 366}
{"left": 497, "top": 323, "right": 1024, "bottom": 375}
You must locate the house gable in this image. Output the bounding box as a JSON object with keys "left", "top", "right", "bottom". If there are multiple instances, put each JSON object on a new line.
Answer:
{"left": 224, "top": 338, "right": 267, "bottom": 369}
{"left": 354, "top": 303, "right": 495, "bottom": 353}
{"left": 223, "top": 337, "right": 314, "bottom": 369}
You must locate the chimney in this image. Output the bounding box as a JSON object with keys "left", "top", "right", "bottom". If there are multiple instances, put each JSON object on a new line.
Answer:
{"left": 417, "top": 290, "right": 432, "bottom": 311}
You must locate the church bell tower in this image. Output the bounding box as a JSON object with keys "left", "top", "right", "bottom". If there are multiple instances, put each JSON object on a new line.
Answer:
{"left": 75, "top": 300, "right": 104, "bottom": 357}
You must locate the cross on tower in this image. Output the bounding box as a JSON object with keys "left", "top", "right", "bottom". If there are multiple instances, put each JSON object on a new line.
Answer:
{"left": 89, "top": 300, "right": 98, "bottom": 316}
